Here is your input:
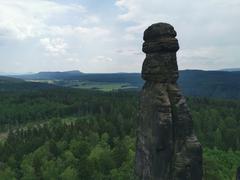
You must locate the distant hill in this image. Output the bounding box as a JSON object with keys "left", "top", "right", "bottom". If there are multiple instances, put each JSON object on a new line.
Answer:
{"left": 220, "top": 68, "right": 240, "bottom": 72}
{"left": 7, "top": 70, "right": 240, "bottom": 99}
{"left": 0, "top": 76, "right": 24, "bottom": 83}
{"left": 14, "top": 70, "right": 83, "bottom": 80}
{"left": 178, "top": 70, "right": 240, "bottom": 99}
{"left": 0, "top": 76, "right": 58, "bottom": 91}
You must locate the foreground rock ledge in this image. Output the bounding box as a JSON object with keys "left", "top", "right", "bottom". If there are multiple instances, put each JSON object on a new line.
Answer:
{"left": 135, "top": 22, "right": 203, "bottom": 180}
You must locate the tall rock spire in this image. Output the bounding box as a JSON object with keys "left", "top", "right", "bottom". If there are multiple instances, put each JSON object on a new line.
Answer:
{"left": 135, "top": 22, "right": 203, "bottom": 180}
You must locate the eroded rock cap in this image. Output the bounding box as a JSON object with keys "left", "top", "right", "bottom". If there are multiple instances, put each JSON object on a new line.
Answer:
{"left": 142, "top": 22, "right": 179, "bottom": 82}
{"left": 143, "top": 23, "right": 177, "bottom": 41}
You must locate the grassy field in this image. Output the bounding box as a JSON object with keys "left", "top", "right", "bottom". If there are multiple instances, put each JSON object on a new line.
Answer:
{"left": 28, "top": 80, "right": 57, "bottom": 84}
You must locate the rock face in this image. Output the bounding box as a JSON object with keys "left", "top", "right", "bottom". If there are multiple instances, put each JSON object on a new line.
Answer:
{"left": 135, "top": 23, "right": 203, "bottom": 180}
{"left": 237, "top": 167, "right": 240, "bottom": 180}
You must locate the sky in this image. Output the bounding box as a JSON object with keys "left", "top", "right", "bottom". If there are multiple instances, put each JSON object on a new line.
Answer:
{"left": 0, "top": 0, "right": 240, "bottom": 73}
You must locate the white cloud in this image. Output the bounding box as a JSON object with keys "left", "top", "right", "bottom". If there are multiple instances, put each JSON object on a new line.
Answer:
{"left": 93, "top": 56, "right": 113, "bottom": 62}
{"left": 40, "top": 38, "right": 68, "bottom": 56}
{"left": 0, "top": 0, "right": 86, "bottom": 40}
{"left": 179, "top": 47, "right": 223, "bottom": 61}
{"left": 116, "top": 48, "right": 142, "bottom": 56}
{"left": 0, "top": 0, "right": 114, "bottom": 73}
{"left": 115, "top": 0, "right": 240, "bottom": 70}
{"left": 49, "top": 26, "right": 110, "bottom": 39}
{"left": 0, "top": 0, "right": 108, "bottom": 41}
{"left": 66, "top": 58, "right": 80, "bottom": 63}
{"left": 1, "top": 0, "right": 240, "bottom": 73}
{"left": 178, "top": 46, "right": 240, "bottom": 70}
{"left": 82, "top": 15, "right": 101, "bottom": 24}
{"left": 115, "top": 0, "right": 240, "bottom": 43}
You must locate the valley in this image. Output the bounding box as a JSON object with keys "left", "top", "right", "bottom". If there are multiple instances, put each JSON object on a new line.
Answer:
{"left": 1, "top": 69, "right": 240, "bottom": 179}
{"left": 7, "top": 69, "right": 240, "bottom": 99}
{"left": 0, "top": 80, "right": 239, "bottom": 179}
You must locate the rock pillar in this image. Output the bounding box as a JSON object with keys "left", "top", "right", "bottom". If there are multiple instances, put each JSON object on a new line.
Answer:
{"left": 135, "top": 22, "right": 203, "bottom": 180}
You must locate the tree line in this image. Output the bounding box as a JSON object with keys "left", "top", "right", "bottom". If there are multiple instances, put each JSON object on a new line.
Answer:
{"left": 0, "top": 88, "right": 239, "bottom": 179}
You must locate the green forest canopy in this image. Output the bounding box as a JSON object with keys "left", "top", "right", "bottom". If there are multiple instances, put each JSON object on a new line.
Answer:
{"left": 0, "top": 88, "right": 239, "bottom": 179}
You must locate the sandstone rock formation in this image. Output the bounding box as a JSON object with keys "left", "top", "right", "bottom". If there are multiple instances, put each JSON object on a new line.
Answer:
{"left": 237, "top": 167, "right": 240, "bottom": 180}
{"left": 135, "top": 23, "right": 203, "bottom": 180}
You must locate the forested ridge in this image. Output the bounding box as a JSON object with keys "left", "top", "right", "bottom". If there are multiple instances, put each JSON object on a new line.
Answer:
{"left": 11, "top": 70, "right": 240, "bottom": 99}
{"left": 0, "top": 88, "right": 239, "bottom": 179}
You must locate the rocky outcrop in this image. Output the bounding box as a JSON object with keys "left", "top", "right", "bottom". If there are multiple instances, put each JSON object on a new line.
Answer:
{"left": 135, "top": 23, "right": 203, "bottom": 180}
{"left": 237, "top": 167, "right": 240, "bottom": 180}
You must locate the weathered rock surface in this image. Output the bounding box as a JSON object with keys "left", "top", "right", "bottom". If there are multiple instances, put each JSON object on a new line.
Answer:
{"left": 237, "top": 167, "right": 240, "bottom": 180}
{"left": 135, "top": 22, "right": 203, "bottom": 180}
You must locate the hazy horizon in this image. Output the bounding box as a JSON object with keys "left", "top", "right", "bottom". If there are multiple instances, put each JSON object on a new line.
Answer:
{"left": 2, "top": 67, "right": 240, "bottom": 75}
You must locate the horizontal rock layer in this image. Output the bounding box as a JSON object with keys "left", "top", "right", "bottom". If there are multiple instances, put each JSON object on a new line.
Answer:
{"left": 142, "top": 53, "right": 179, "bottom": 82}
{"left": 142, "top": 38, "right": 179, "bottom": 53}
